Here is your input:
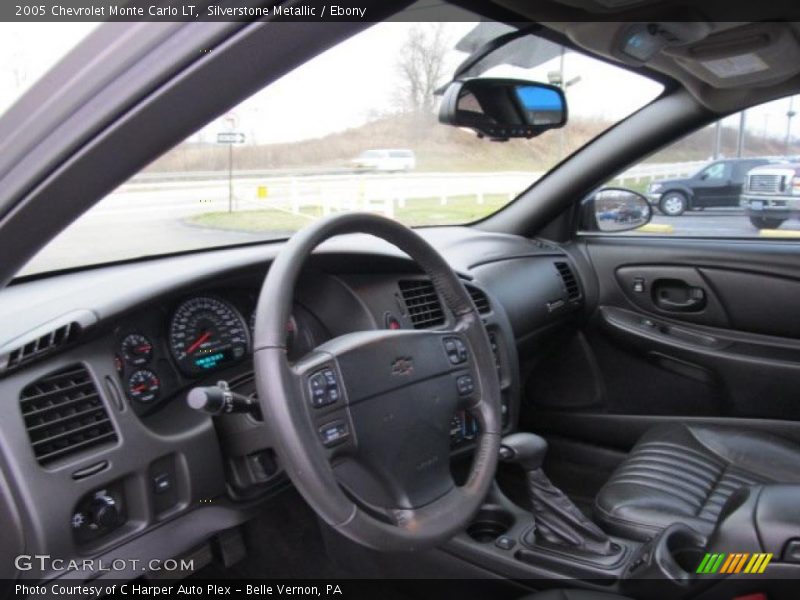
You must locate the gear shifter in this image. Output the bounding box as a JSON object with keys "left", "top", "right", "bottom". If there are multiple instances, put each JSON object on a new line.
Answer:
{"left": 500, "top": 432, "right": 614, "bottom": 556}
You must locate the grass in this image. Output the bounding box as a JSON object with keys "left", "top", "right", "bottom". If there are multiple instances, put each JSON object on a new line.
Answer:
{"left": 189, "top": 207, "right": 316, "bottom": 233}
{"left": 397, "top": 195, "right": 510, "bottom": 226}
{"left": 611, "top": 177, "right": 652, "bottom": 195}
{"left": 186, "top": 195, "right": 511, "bottom": 233}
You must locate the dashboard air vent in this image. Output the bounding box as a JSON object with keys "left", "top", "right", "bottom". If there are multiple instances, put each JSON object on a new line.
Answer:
{"left": 554, "top": 262, "right": 580, "bottom": 301}
{"left": 398, "top": 280, "right": 445, "bottom": 329}
{"left": 20, "top": 365, "right": 117, "bottom": 466}
{"left": 466, "top": 285, "right": 491, "bottom": 314}
{"left": 0, "top": 310, "right": 96, "bottom": 376}
{"left": 3, "top": 322, "right": 80, "bottom": 373}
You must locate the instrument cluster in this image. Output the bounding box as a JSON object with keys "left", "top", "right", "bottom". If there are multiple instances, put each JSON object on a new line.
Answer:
{"left": 113, "top": 291, "right": 319, "bottom": 413}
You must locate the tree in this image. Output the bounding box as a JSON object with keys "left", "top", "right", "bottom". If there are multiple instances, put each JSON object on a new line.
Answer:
{"left": 396, "top": 24, "right": 450, "bottom": 115}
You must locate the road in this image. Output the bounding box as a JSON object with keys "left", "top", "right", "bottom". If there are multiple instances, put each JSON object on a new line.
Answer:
{"left": 24, "top": 183, "right": 277, "bottom": 275}
{"left": 20, "top": 173, "right": 800, "bottom": 276}
{"left": 23, "top": 172, "right": 535, "bottom": 274}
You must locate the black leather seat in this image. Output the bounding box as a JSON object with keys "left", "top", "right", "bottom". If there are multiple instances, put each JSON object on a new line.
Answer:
{"left": 519, "top": 591, "right": 631, "bottom": 600}
{"left": 594, "top": 423, "right": 800, "bottom": 541}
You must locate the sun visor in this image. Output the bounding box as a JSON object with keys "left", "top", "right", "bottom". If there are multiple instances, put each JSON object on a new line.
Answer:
{"left": 664, "top": 23, "right": 800, "bottom": 88}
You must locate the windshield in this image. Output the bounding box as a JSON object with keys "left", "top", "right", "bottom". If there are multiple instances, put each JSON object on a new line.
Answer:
{"left": 19, "top": 22, "right": 662, "bottom": 276}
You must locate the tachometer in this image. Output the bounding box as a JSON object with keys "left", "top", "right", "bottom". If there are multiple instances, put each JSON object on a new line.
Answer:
{"left": 169, "top": 296, "right": 249, "bottom": 375}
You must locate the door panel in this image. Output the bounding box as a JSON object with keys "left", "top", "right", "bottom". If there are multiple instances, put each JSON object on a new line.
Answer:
{"left": 615, "top": 265, "right": 729, "bottom": 326}
{"left": 699, "top": 268, "right": 800, "bottom": 338}
{"left": 525, "top": 237, "right": 800, "bottom": 438}
{"left": 692, "top": 162, "right": 734, "bottom": 207}
{"left": 615, "top": 264, "right": 800, "bottom": 336}
{"left": 596, "top": 304, "right": 800, "bottom": 419}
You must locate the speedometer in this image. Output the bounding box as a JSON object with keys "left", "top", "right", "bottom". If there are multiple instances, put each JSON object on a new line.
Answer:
{"left": 168, "top": 296, "right": 249, "bottom": 376}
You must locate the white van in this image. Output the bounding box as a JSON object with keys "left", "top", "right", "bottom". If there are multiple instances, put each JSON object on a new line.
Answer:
{"left": 351, "top": 149, "right": 416, "bottom": 172}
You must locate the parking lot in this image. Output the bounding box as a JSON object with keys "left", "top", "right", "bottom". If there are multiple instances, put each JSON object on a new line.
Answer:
{"left": 646, "top": 208, "right": 800, "bottom": 237}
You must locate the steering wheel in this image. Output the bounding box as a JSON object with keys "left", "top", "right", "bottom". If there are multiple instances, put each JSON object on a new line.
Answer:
{"left": 253, "top": 213, "right": 501, "bottom": 551}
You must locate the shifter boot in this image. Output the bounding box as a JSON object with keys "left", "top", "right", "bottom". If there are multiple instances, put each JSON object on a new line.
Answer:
{"left": 500, "top": 433, "right": 614, "bottom": 556}
{"left": 523, "top": 467, "right": 614, "bottom": 555}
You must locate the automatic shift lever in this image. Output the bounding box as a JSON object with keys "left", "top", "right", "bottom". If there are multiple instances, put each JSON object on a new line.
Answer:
{"left": 499, "top": 432, "right": 548, "bottom": 470}
{"left": 501, "top": 433, "right": 614, "bottom": 556}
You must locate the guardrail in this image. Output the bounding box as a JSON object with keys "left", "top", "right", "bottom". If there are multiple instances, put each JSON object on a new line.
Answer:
{"left": 116, "top": 171, "right": 543, "bottom": 219}
{"left": 612, "top": 161, "right": 707, "bottom": 185}
{"left": 116, "top": 161, "right": 714, "bottom": 219}
{"left": 244, "top": 172, "right": 542, "bottom": 218}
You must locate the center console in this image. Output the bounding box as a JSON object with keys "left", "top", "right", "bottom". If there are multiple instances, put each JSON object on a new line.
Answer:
{"left": 442, "top": 478, "right": 800, "bottom": 597}
{"left": 446, "top": 436, "right": 637, "bottom": 588}
{"left": 447, "top": 484, "right": 635, "bottom": 584}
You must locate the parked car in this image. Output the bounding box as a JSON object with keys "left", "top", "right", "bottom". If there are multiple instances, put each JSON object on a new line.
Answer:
{"left": 740, "top": 162, "right": 800, "bottom": 229}
{"left": 351, "top": 148, "right": 416, "bottom": 172}
{"left": 646, "top": 157, "right": 779, "bottom": 216}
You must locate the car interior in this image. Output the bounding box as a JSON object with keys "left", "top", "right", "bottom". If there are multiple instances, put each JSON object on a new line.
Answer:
{"left": 3, "top": 2, "right": 800, "bottom": 600}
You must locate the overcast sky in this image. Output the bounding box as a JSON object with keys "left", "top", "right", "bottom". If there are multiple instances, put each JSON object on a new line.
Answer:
{"left": 1, "top": 21, "right": 798, "bottom": 147}
{"left": 0, "top": 22, "right": 98, "bottom": 114}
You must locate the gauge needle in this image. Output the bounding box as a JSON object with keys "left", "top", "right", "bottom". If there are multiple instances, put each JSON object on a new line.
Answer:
{"left": 186, "top": 331, "right": 211, "bottom": 354}
{"left": 131, "top": 385, "right": 147, "bottom": 393}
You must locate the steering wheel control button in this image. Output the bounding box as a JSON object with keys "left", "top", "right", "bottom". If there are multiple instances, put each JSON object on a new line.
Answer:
{"left": 456, "top": 374, "right": 475, "bottom": 396}
{"left": 309, "top": 369, "right": 340, "bottom": 408}
{"left": 495, "top": 536, "right": 516, "bottom": 550}
{"left": 444, "top": 337, "right": 468, "bottom": 365}
{"left": 309, "top": 373, "right": 327, "bottom": 405}
{"left": 319, "top": 420, "right": 349, "bottom": 446}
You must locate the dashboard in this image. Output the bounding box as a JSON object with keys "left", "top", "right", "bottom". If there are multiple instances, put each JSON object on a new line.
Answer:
{"left": 0, "top": 227, "right": 584, "bottom": 584}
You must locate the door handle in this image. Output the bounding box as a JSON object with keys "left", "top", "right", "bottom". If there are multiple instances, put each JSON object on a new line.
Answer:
{"left": 653, "top": 280, "right": 706, "bottom": 313}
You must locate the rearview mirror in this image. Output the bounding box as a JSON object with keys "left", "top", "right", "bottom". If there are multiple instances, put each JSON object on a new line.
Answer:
{"left": 582, "top": 188, "right": 652, "bottom": 232}
{"left": 439, "top": 78, "right": 567, "bottom": 141}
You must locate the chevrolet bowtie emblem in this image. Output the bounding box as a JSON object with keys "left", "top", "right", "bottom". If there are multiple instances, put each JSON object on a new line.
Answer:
{"left": 390, "top": 357, "right": 414, "bottom": 376}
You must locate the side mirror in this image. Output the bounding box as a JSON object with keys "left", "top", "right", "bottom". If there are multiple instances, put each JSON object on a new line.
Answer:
{"left": 439, "top": 78, "right": 567, "bottom": 141}
{"left": 581, "top": 188, "right": 652, "bottom": 232}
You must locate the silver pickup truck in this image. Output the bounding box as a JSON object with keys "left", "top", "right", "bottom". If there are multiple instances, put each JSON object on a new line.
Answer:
{"left": 740, "top": 163, "right": 800, "bottom": 229}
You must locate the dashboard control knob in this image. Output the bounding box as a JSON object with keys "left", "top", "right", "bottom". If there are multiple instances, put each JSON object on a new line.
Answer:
{"left": 89, "top": 492, "right": 119, "bottom": 529}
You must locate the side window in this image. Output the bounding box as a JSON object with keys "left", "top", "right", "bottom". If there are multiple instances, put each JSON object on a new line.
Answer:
{"left": 699, "top": 162, "right": 728, "bottom": 180}
{"left": 585, "top": 94, "right": 800, "bottom": 238}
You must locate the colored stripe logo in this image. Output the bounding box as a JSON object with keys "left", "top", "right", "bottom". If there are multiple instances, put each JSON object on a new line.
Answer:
{"left": 696, "top": 553, "right": 772, "bottom": 574}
